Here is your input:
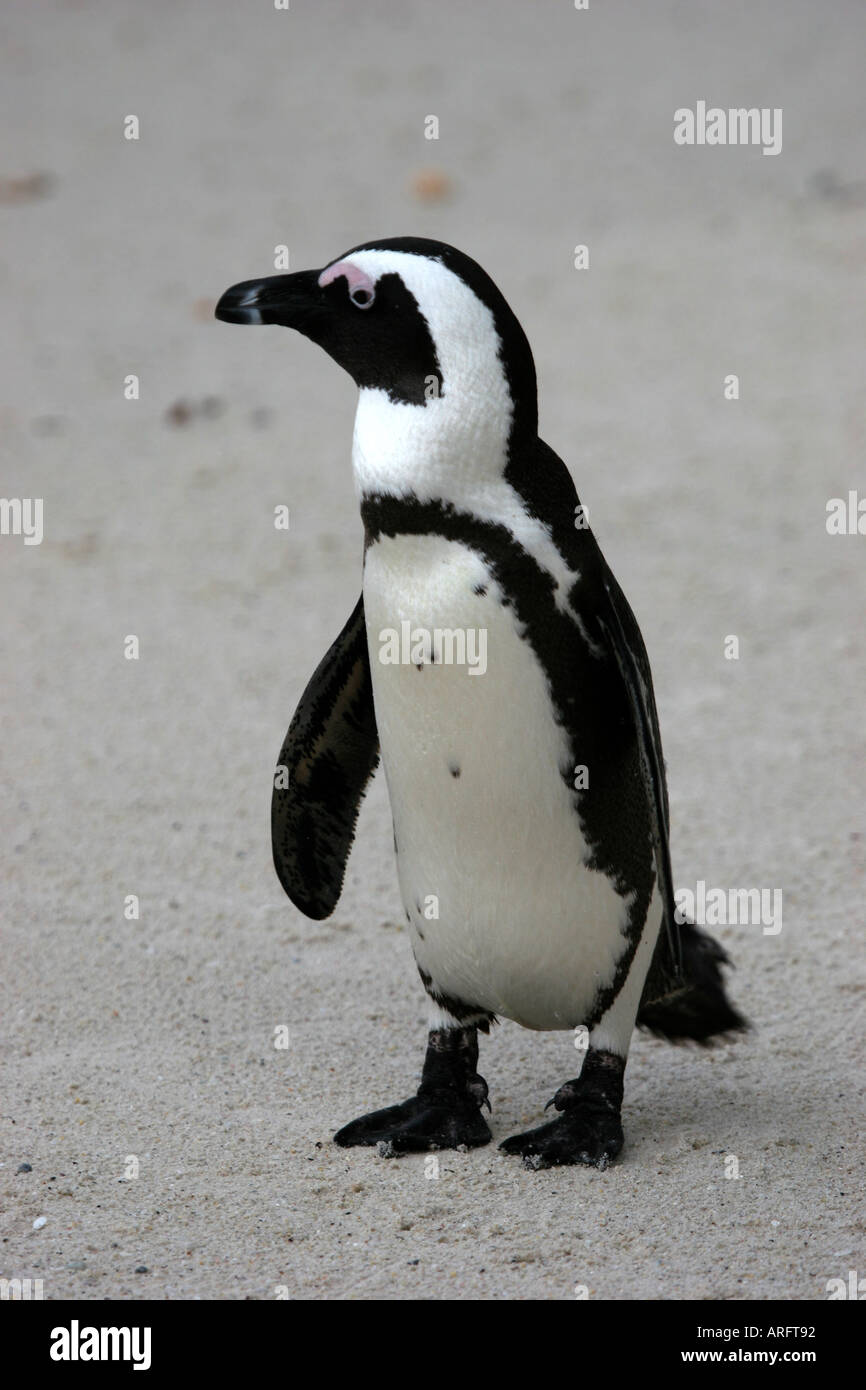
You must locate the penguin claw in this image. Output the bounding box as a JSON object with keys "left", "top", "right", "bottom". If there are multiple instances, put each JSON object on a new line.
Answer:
{"left": 334, "top": 1096, "right": 492, "bottom": 1154}
{"left": 499, "top": 1112, "right": 624, "bottom": 1170}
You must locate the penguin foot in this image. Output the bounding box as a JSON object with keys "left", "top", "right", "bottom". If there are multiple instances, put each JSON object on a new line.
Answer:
{"left": 499, "top": 1108, "right": 623, "bottom": 1170}
{"left": 499, "top": 1047, "right": 626, "bottom": 1170}
{"left": 334, "top": 1095, "right": 492, "bottom": 1153}
{"left": 333, "top": 1022, "right": 492, "bottom": 1155}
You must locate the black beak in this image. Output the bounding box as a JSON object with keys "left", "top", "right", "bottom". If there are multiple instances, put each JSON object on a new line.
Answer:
{"left": 214, "top": 270, "right": 320, "bottom": 327}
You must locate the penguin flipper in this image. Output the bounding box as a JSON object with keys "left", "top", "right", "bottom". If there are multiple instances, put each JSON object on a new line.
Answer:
{"left": 595, "top": 567, "right": 747, "bottom": 1040}
{"left": 272, "top": 595, "right": 379, "bottom": 919}
{"left": 594, "top": 566, "right": 683, "bottom": 980}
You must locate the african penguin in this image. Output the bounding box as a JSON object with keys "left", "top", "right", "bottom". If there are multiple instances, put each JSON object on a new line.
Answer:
{"left": 216, "top": 237, "right": 746, "bottom": 1169}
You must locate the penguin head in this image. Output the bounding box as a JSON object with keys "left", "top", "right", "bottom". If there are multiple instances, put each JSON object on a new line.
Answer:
{"left": 215, "top": 237, "right": 537, "bottom": 447}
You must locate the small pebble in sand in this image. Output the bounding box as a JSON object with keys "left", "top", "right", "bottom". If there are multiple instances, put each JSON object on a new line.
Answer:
{"left": 410, "top": 168, "right": 452, "bottom": 202}
{"left": 33, "top": 1216, "right": 47, "bottom": 1229}
{"left": 17, "top": 1163, "right": 32, "bottom": 1173}
{"left": 166, "top": 396, "right": 226, "bottom": 427}
{"left": 0, "top": 172, "right": 54, "bottom": 204}
{"left": 165, "top": 400, "right": 194, "bottom": 428}
{"left": 31, "top": 415, "right": 65, "bottom": 437}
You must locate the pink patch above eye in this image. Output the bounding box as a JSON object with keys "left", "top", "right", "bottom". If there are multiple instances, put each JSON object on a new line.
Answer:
{"left": 317, "top": 260, "right": 376, "bottom": 298}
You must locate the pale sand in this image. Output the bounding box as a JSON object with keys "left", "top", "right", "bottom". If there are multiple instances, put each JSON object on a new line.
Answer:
{"left": 1, "top": 1, "right": 864, "bottom": 1300}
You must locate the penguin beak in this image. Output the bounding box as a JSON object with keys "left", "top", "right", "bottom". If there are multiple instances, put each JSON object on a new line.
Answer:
{"left": 214, "top": 271, "right": 321, "bottom": 328}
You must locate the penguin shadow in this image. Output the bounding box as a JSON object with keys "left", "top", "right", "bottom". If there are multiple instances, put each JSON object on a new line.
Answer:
{"left": 616, "top": 1036, "right": 822, "bottom": 1168}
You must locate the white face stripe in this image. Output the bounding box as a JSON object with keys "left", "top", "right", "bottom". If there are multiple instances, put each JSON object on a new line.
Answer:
{"left": 335, "top": 249, "right": 581, "bottom": 610}
{"left": 342, "top": 248, "right": 513, "bottom": 461}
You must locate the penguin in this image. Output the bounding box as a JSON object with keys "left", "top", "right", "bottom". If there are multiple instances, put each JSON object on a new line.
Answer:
{"left": 215, "top": 237, "right": 746, "bottom": 1169}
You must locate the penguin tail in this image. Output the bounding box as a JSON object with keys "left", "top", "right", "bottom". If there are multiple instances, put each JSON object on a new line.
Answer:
{"left": 637, "top": 919, "right": 749, "bottom": 1045}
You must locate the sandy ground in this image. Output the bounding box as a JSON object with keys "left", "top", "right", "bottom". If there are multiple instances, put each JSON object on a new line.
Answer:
{"left": 2, "top": 0, "right": 865, "bottom": 1301}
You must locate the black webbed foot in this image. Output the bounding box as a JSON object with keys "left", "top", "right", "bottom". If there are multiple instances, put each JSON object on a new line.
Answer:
{"left": 499, "top": 1108, "right": 623, "bottom": 1170}
{"left": 499, "top": 1048, "right": 625, "bottom": 1170}
{"left": 333, "top": 1024, "right": 492, "bottom": 1155}
{"left": 334, "top": 1095, "right": 492, "bottom": 1153}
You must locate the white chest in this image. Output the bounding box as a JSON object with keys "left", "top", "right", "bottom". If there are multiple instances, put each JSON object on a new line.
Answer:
{"left": 362, "top": 530, "right": 636, "bottom": 1030}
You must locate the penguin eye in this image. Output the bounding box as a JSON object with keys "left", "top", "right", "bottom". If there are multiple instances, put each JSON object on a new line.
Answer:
{"left": 350, "top": 285, "right": 374, "bottom": 310}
